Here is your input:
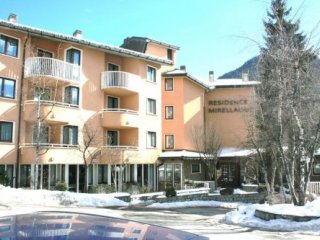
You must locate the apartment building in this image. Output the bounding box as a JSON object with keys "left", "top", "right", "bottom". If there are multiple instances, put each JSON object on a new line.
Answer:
{"left": 0, "top": 14, "right": 178, "bottom": 192}
{"left": 160, "top": 68, "right": 260, "bottom": 189}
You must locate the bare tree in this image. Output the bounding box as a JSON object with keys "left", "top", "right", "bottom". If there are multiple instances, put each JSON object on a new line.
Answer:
{"left": 78, "top": 123, "right": 102, "bottom": 193}
{"left": 191, "top": 123, "right": 222, "bottom": 182}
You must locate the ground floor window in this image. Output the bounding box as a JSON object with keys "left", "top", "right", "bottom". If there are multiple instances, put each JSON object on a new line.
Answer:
{"left": 191, "top": 163, "right": 201, "bottom": 173}
{"left": 20, "top": 164, "right": 31, "bottom": 188}
{"left": 98, "top": 165, "right": 108, "bottom": 184}
{"left": 158, "top": 163, "right": 182, "bottom": 190}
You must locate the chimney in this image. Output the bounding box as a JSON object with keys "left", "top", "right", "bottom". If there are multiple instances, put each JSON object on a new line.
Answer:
{"left": 209, "top": 70, "right": 215, "bottom": 82}
{"left": 242, "top": 70, "right": 249, "bottom": 81}
{"left": 8, "top": 13, "right": 17, "bottom": 23}
{"left": 180, "top": 65, "right": 186, "bottom": 71}
{"left": 73, "top": 30, "right": 83, "bottom": 39}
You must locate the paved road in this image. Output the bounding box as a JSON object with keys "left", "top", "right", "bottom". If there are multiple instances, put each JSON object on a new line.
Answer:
{"left": 1, "top": 204, "right": 319, "bottom": 239}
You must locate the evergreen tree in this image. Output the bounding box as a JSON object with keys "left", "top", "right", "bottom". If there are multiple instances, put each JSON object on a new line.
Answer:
{"left": 256, "top": 0, "right": 319, "bottom": 206}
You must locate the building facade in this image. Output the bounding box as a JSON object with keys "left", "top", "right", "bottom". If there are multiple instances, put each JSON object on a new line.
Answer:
{"left": 0, "top": 14, "right": 178, "bottom": 192}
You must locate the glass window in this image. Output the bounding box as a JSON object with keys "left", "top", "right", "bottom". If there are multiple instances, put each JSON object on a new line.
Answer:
{"left": 63, "top": 126, "right": 78, "bottom": 145}
{"left": 165, "top": 135, "right": 174, "bottom": 149}
{"left": 107, "top": 130, "right": 118, "bottom": 146}
{"left": 64, "top": 86, "right": 79, "bottom": 105}
{"left": 165, "top": 78, "right": 173, "bottom": 91}
{"left": 0, "top": 121, "right": 13, "bottom": 142}
{"left": 0, "top": 77, "right": 15, "bottom": 99}
{"left": 32, "top": 124, "right": 49, "bottom": 144}
{"left": 66, "top": 48, "right": 81, "bottom": 65}
{"left": 147, "top": 98, "right": 156, "bottom": 115}
{"left": 34, "top": 87, "right": 51, "bottom": 101}
{"left": 20, "top": 165, "right": 31, "bottom": 188}
{"left": 37, "top": 49, "right": 53, "bottom": 58}
{"left": 147, "top": 66, "right": 156, "bottom": 82}
{"left": 0, "top": 35, "right": 18, "bottom": 57}
{"left": 98, "top": 165, "right": 108, "bottom": 184}
{"left": 191, "top": 163, "right": 201, "bottom": 173}
{"left": 108, "top": 63, "right": 119, "bottom": 71}
{"left": 313, "top": 163, "right": 320, "bottom": 175}
{"left": 147, "top": 131, "right": 156, "bottom": 148}
{"left": 50, "top": 165, "right": 56, "bottom": 187}
{"left": 107, "top": 96, "right": 119, "bottom": 109}
{"left": 167, "top": 49, "right": 173, "bottom": 60}
{"left": 165, "top": 106, "right": 174, "bottom": 119}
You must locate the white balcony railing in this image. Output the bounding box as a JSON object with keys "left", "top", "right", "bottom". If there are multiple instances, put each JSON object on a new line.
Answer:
{"left": 103, "top": 108, "right": 138, "bottom": 115}
{"left": 101, "top": 71, "right": 140, "bottom": 92}
{"left": 24, "top": 57, "right": 81, "bottom": 83}
{"left": 308, "top": 182, "right": 320, "bottom": 195}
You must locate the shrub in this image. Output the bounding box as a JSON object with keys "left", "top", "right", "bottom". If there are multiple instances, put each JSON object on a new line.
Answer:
{"left": 165, "top": 187, "right": 177, "bottom": 197}
{"left": 89, "top": 184, "right": 116, "bottom": 194}
{"left": 220, "top": 187, "right": 234, "bottom": 195}
{"left": 257, "top": 185, "right": 267, "bottom": 193}
{"left": 54, "top": 182, "right": 67, "bottom": 191}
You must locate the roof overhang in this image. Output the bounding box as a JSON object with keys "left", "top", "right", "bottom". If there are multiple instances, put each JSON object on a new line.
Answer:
{"left": 0, "top": 20, "right": 173, "bottom": 66}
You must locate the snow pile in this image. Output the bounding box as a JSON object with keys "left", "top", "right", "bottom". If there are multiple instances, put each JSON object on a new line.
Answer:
{"left": 225, "top": 199, "right": 320, "bottom": 233}
{"left": 0, "top": 185, "right": 128, "bottom": 208}
{"left": 148, "top": 200, "right": 241, "bottom": 209}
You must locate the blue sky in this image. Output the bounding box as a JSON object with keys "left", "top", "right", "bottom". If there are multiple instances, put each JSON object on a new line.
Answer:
{"left": 1, "top": 0, "right": 320, "bottom": 81}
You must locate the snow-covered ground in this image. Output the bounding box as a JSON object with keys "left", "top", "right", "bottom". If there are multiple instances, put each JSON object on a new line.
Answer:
{"left": 0, "top": 185, "right": 319, "bottom": 234}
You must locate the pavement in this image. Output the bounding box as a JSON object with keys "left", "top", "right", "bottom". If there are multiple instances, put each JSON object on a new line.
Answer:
{"left": 1, "top": 204, "right": 319, "bottom": 239}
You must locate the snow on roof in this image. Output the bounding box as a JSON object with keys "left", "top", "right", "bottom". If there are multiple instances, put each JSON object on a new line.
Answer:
{"left": 0, "top": 20, "right": 173, "bottom": 66}
{"left": 209, "top": 79, "right": 260, "bottom": 88}
{"left": 159, "top": 150, "right": 204, "bottom": 159}
{"left": 218, "top": 148, "right": 256, "bottom": 158}
{"left": 159, "top": 148, "right": 255, "bottom": 159}
{"left": 162, "top": 69, "right": 209, "bottom": 90}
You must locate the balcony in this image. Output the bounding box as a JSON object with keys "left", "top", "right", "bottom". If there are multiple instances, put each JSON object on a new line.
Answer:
{"left": 23, "top": 100, "right": 79, "bottom": 124}
{"left": 24, "top": 57, "right": 81, "bottom": 84}
{"left": 20, "top": 143, "right": 80, "bottom": 164}
{"left": 101, "top": 109, "right": 139, "bottom": 129}
{"left": 101, "top": 71, "right": 140, "bottom": 96}
{"left": 101, "top": 145, "right": 139, "bottom": 164}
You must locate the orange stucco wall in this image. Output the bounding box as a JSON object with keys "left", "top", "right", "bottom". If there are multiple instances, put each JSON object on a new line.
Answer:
{"left": 1, "top": 25, "right": 165, "bottom": 167}
{"left": 162, "top": 76, "right": 205, "bottom": 151}
{"left": 205, "top": 87, "right": 255, "bottom": 147}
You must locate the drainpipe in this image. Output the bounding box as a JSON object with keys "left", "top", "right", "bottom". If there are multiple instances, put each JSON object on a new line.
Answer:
{"left": 15, "top": 33, "right": 30, "bottom": 188}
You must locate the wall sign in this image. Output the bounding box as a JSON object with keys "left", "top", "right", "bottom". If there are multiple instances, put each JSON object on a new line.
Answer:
{"left": 208, "top": 99, "right": 250, "bottom": 113}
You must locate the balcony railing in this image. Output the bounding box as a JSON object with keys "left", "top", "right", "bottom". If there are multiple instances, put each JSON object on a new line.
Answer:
{"left": 24, "top": 57, "right": 81, "bottom": 83}
{"left": 101, "top": 71, "right": 140, "bottom": 93}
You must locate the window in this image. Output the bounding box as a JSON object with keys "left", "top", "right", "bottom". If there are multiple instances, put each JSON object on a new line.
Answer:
{"left": 147, "top": 131, "right": 156, "bottom": 148}
{"left": 147, "top": 66, "right": 156, "bottom": 82}
{"left": 37, "top": 49, "right": 53, "bottom": 58}
{"left": 313, "top": 163, "right": 320, "bottom": 175}
{"left": 147, "top": 98, "right": 156, "bottom": 115}
{"left": 34, "top": 87, "right": 51, "bottom": 101}
{"left": 66, "top": 48, "right": 81, "bottom": 65}
{"left": 98, "top": 165, "right": 108, "bottom": 184}
{"left": 32, "top": 124, "right": 49, "bottom": 144}
{"left": 63, "top": 126, "right": 78, "bottom": 145}
{"left": 0, "top": 121, "right": 13, "bottom": 142}
{"left": 107, "top": 96, "right": 119, "bottom": 109}
{"left": 0, "top": 77, "right": 15, "bottom": 99}
{"left": 0, "top": 35, "right": 18, "bottom": 57}
{"left": 165, "top": 106, "right": 174, "bottom": 119}
{"left": 107, "top": 130, "right": 118, "bottom": 146}
{"left": 108, "top": 63, "right": 119, "bottom": 71}
{"left": 167, "top": 48, "right": 173, "bottom": 60}
{"left": 165, "top": 135, "right": 174, "bottom": 149}
{"left": 64, "top": 86, "right": 79, "bottom": 105}
{"left": 191, "top": 163, "right": 201, "bottom": 173}
{"left": 165, "top": 78, "right": 173, "bottom": 91}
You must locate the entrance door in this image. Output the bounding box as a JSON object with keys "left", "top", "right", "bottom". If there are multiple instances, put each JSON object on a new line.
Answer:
{"left": 217, "top": 160, "right": 240, "bottom": 188}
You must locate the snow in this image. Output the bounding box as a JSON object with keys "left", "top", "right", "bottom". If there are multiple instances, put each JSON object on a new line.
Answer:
{"left": 225, "top": 202, "right": 320, "bottom": 233}
{"left": 210, "top": 79, "right": 260, "bottom": 87}
{"left": 218, "top": 148, "right": 256, "bottom": 157}
{"left": 0, "top": 185, "right": 319, "bottom": 234}
{"left": 0, "top": 185, "right": 128, "bottom": 208}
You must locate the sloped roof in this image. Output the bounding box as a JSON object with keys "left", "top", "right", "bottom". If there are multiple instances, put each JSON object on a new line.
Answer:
{"left": 0, "top": 20, "right": 173, "bottom": 65}
{"left": 162, "top": 68, "right": 209, "bottom": 90}
{"left": 121, "top": 36, "right": 180, "bottom": 53}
